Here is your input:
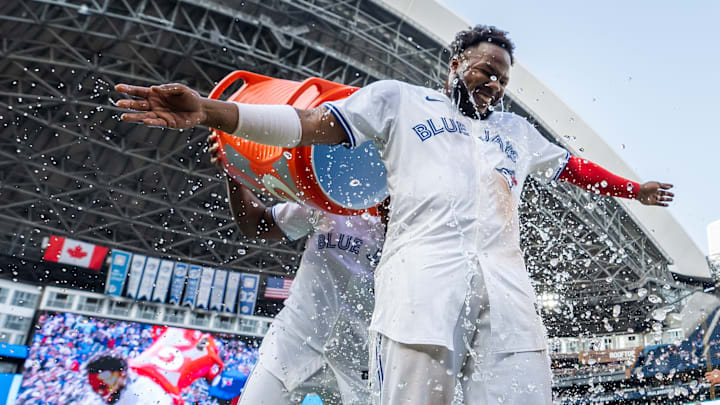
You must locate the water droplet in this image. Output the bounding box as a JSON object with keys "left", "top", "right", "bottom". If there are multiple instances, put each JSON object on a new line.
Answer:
{"left": 648, "top": 294, "right": 662, "bottom": 304}
{"left": 490, "top": 75, "right": 497, "bottom": 82}
{"left": 283, "top": 151, "right": 292, "bottom": 160}
{"left": 651, "top": 308, "right": 667, "bottom": 321}
{"left": 349, "top": 179, "right": 361, "bottom": 187}
{"left": 637, "top": 288, "right": 647, "bottom": 298}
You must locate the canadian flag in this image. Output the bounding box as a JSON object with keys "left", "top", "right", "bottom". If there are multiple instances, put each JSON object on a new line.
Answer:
{"left": 42, "top": 236, "right": 109, "bottom": 270}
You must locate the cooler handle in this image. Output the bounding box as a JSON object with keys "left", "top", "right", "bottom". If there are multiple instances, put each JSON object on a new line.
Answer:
{"left": 207, "top": 70, "right": 273, "bottom": 100}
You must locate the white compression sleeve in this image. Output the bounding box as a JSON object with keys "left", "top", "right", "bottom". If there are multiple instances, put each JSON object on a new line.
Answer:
{"left": 231, "top": 102, "right": 303, "bottom": 148}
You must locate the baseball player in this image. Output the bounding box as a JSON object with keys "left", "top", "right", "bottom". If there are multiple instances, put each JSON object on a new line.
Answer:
{"left": 86, "top": 327, "right": 224, "bottom": 405}
{"left": 205, "top": 133, "right": 386, "bottom": 404}
{"left": 115, "top": 25, "right": 674, "bottom": 405}
{"left": 85, "top": 354, "right": 178, "bottom": 405}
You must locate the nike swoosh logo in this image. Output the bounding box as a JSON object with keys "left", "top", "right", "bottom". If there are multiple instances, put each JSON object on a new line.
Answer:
{"left": 425, "top": 95, "right": 444, "bottom": 102}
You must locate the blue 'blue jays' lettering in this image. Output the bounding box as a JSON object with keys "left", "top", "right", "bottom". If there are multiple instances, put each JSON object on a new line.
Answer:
{"left": 427, "top": 119, "right": 444, "bottom": 136}
{"left": 412, "top": 124, "right": 432, "bottom": 141}
{"left": 410, "top": 117, "right": 517, "bottom": 163}
{"left": 366, "top": 247, "right": 383, "bottom": 267}
{"left": 337, "top": 234, "right": 352, "bottom": 250}
{"left": 457, "top": 122, "right": 470, "bottom": 136}
{"left": 441, "top": 117, "right": 458, "bottom": 133}
{"left": 504, "top": 142, "right": 518, "bottom": 163}
{"left": 490, "top": 135, "right": 504, "bottom": 151}
{"left": 318, "top": 232, "right": 364, "bottom": 255}
{"left": 480, "top": 129, "right": 490, "bottom": 142}
{"left": 413, "top": 117, "right": 469, "bottom": 141}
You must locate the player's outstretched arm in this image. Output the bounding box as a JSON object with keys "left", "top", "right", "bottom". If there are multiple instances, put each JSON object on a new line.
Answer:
{"left": 114, "top": 83, "right": 349, "bottom": 146}
{"left": 207, "top": 133, "right": 285, "bottom": 240}
{"left": 558, "top": 156, "right": 674, "bottom": 207}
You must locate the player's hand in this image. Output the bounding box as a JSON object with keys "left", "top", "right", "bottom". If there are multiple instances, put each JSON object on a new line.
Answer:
{"left": 637, "top": 181, "right": 674, "bottom": 207}
{"left": 206, "top": 133, "right": 225, "bottom": 170}
{"left": 706, "top": 370, "right": 720, "bottom": 385}
{"left": 114, "top": 83, "right": 206, "bottom": 129}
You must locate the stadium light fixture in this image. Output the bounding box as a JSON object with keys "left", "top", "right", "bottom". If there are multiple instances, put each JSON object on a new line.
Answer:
{"left": 540, "top": 292, "right": 560, "bottom": 309}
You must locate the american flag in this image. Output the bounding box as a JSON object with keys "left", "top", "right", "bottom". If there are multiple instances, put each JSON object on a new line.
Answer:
{"left": 264, "top": 276, "right": 293, "bottom": 299}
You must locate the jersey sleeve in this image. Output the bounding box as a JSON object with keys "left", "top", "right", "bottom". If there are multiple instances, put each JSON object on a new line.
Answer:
{"left": 270, "top": 202, "right": 317, "bottom": 241}
{"left": 524, "top": 120, "right": 570, "bottom": 183}
{"left": 322, "top": 80, "right": 402, "bottom": 148}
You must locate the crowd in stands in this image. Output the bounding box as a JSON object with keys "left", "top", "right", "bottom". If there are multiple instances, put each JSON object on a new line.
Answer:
{"left": 15, "top": 312, "right": 259, "bottom": 405}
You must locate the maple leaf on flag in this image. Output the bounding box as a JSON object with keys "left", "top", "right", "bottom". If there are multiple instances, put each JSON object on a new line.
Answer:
{"left": 43, "top": 236, "right": 108, "bottom": 270}
{"left": 67, "top": 245, "right": 88, "bottom": 259}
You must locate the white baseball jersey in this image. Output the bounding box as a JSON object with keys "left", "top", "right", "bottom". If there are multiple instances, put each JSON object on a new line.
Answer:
{"left": 260, "top": 202, "right": 384, "bottom": 391}
{"left": 324, "top": 80, "right": 569, "bottom": 353}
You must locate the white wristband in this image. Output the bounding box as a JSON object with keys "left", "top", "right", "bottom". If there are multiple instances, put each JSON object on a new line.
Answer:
{"left": 231, "top": 102, "right": 302, "bottom": 148}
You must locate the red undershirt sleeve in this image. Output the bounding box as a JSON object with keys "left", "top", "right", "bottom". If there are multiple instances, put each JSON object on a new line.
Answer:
{"left": 558, "top": 155, "right": 640, "bottom": 200}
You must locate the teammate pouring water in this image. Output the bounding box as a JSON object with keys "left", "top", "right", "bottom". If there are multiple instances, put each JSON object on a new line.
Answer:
{"left": 115, "top": 25, "right": 674, "bottom": 405}
{"left": 206, "top": 133, "right": 385, "bottom": 404}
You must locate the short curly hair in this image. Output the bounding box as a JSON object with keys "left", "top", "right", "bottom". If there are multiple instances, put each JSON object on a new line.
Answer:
{"left": 87, "top": 354, "right": 127, "bottom": 373}
{"left": 450, "top": 25, "right": 515, "bottom": 64}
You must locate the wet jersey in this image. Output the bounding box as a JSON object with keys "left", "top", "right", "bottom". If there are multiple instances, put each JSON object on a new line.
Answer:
{"left": 261, "top": 202, "right": 384, "bottom": 390}
{"left": 324, "top": 80, "right": 569, "bottom": 353}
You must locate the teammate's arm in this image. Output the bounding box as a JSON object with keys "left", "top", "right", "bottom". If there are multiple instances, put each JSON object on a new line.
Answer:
{"left": 706, "top": 369, "right": 720, "bottom": 385}
{"left": 558, "top": 156, "right": 674, "bottom": 207}
{"left": 114, "top": 83, "right": 348, "bottom": 146}
{"left": 207, "top": 133, "right": 285, "bottom": 240}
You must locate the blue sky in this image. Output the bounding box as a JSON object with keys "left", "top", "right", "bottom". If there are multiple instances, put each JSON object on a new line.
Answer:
{"left": 444, "top": 0, "right": 718, "bottom": 254}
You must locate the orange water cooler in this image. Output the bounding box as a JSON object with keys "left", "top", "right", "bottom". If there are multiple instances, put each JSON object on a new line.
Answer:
{"left": 208, "top": 71, "right": 387, "bottom": 216}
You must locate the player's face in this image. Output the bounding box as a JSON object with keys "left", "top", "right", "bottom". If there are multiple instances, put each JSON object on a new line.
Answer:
{"left": 448, "top": 42, "right": 511, "bottom": 118}
{"left": 88, "top": 370, "right": 127, "bottom": 403}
